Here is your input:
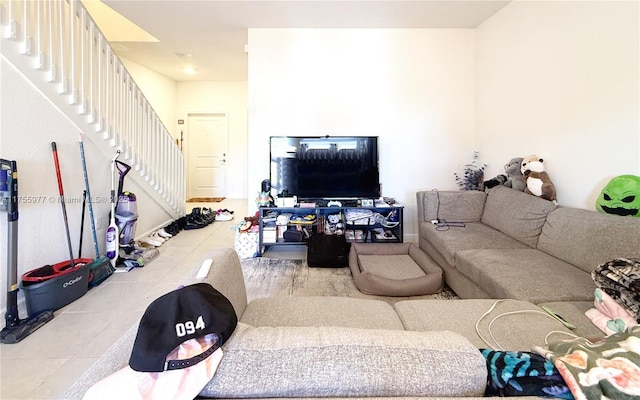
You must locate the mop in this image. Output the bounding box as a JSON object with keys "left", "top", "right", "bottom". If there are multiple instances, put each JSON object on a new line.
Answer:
{"left": 79, "top": 134, "right": 114, "bottom": 286}
{"left": 0, "top": 159, "right": 53, "bottom": 344}
{"left": 106, "top": 150, "right": 121, "bottom": 267}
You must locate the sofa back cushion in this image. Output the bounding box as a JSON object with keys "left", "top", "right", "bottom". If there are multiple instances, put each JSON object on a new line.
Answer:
{"left": 481, "top": 186, "right": 557, "bottom": 248}
{"left": 537, "top": 207, "right": 640, "bottom": 274}
{"left": 417, "top": 190, "right": 487, "bottom": 222}
{"left": 202, "top": 324, "right": 487, "bottom": 398}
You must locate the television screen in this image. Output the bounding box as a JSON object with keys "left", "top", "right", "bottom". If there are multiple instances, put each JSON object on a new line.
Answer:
{"left": 269, "top": 136, "right": 380, "bottom": 200}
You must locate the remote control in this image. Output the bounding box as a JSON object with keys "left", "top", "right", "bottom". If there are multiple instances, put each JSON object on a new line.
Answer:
{"left": 541, "top": 306, "right": 576, "bottom": 330}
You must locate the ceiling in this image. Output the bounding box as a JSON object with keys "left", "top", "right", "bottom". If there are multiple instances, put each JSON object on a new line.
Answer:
{"left": 94, "top": 1, "right": 511, "bottom": 82}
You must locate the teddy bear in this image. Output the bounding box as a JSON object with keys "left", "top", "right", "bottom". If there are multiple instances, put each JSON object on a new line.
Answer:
{"left": 520, "top": 155, "right": 557, "bottom": 202}
{"left": 325, "top": 212, "right": 344, "bottom": 235}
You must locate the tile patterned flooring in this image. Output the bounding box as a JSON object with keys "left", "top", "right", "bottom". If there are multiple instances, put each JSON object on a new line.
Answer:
{"left": 1, "top": 199, "right": 248, "bottom": 400}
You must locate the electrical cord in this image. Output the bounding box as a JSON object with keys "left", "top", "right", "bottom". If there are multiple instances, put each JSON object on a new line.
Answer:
{"left": 475, "top": 300, "right": 580, "bottom": 351}
{"left": 430, "top": 189, "right": 465, "bottom": 231}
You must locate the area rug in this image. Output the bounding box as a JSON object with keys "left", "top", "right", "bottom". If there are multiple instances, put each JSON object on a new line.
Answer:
{"left": 186, "top": 197, "right": 225, "bottom": 202}
{"left": 240, "top": 257, "right": 459, "bottom": 304}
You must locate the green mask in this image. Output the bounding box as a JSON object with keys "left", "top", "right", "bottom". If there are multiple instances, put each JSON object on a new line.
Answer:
{"left": 596, "top": 175, "right": 640, "bottom": 217}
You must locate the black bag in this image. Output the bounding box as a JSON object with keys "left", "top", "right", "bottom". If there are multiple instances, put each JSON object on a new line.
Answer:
{"left": 283, "top": 229, "right": 303, "bottom": 242}
{"left": 306, "top": 233, "right": 350, "bottom": 268}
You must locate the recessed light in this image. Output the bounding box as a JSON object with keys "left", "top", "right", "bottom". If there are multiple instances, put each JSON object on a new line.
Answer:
{"left": 183, "top": 66, "right": 196, "bottom": 75}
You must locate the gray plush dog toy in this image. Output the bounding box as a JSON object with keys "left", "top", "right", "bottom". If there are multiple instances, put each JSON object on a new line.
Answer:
{"left": 503, "top": 157, "right": 525, "bottom": 191}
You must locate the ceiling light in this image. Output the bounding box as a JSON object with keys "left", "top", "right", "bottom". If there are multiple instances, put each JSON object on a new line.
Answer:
{"left": 183, "top": 66, "right": 196, "bottom": 75}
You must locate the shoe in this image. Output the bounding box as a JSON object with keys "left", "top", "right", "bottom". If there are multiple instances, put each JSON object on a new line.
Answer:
{"left": 164, "top": 222, "right": 179, "bottom": 236}
{"left": 139, "top": 236, "right": 163, "bottom": 247}
{"left": 177, "top": 217, "right": 187, "bottom": 230}
{"left": 184, "top": 213, "right": 207, "bottom": 230}
{"left": 157, "top": 228, "right": 173, "bottom": 239}
{"left": 215, "top": 210, "right": 234, "bottom": 221}
{"left": 192, "top": 207, "right": 214, "bottom": 225}
{"left": 201, "top": 208, "right": 217, "bottom": 224}
{"left": 149, "top": 232, "right": 167, "bottom": 243}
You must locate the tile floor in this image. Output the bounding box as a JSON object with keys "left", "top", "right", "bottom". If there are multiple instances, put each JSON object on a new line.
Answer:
{"left": 1, "top": 199, "right": 249, "bottom": 400}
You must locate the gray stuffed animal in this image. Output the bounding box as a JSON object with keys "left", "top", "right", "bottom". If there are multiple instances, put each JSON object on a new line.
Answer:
{"left": 503, "top": 157, "right": 526, "bottom": 191}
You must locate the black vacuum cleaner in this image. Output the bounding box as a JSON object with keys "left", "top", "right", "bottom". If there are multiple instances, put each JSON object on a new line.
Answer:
{"left": 0, "top": 159, "right": 54, "bottom": 344}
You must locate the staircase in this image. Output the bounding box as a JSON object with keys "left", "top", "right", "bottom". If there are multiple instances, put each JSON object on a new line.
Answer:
{"left": 0, "top": 0, "right": 185, "bottom": 218}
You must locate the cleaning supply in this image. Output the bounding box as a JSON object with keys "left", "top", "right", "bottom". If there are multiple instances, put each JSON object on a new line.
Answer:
{"left": 0, "top": 159, "right": 54, "bottom": 344}
{"left": 115, "top": 160, "right": 138, "bottom": 248}
{"left": 51, "top": 142, "right": 76, "bottom": 270}
{"left": 79, "top": 133, "right": 114, "bottom": 286}
{"left": 106, "top": 151, "right": 121, "bottom": 266}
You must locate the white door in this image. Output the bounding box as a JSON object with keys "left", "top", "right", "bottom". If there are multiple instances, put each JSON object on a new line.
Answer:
{"left": 187, "top": 113, "right": 228, "bottom": 198}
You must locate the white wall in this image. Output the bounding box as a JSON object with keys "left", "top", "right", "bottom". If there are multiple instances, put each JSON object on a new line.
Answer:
{"left": 247, "top": 29, "right": 476, "bottom": 239}
{"left": 176, "top": 81, "right": 249, "bottom": 199}
{"left": 120, "top": 57, "right": 178, "bottom": 138}
{"left": 0, "top": 58, "right": 173, "bottom": 316}
{"left": 476, "top": 0, "right": 639, "bottom": 209}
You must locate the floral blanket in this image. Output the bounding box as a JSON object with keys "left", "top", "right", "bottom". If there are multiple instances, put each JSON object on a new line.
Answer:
{"left": 534, "top": 325, "right": 640, "bottom": 400}
{"left": 585, "top": 288, "right": 638, "bottom": 335}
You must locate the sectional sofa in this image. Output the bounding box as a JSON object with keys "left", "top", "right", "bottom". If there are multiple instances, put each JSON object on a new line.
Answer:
{"left": 416, "top": 185, "right": 640, "bottom": 338}
{"left": 66, "top": 246, "right": 591, "bottom": 399}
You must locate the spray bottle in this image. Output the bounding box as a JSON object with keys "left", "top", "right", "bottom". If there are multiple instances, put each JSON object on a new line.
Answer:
{"left": 106, "top": 150, "right": 121, "bottom": 266}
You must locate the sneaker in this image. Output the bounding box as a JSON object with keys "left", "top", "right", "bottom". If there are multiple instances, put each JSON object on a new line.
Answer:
{"left": 157, "top": 228, "right": 173, "bottom": 239}
{"left": 215, "top": 210, "right": 234, "bottom": 221}
{"left": 139, "top": 236, "right": 163, "bottom": 247}
{"left": 149, "top": 232, "right": 167, "bottom": 243}
{"left": 184, "top": 213, "right": 207, "bottom": 230}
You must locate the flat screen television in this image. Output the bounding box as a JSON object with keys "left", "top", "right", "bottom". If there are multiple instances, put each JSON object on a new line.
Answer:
{"left": 269, "top": 136, "right": 380, "bottom": 200}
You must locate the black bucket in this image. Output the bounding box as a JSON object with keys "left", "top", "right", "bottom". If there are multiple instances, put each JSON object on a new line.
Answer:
{"left": 20, "top": 260, "right": 91, "bottom": 316}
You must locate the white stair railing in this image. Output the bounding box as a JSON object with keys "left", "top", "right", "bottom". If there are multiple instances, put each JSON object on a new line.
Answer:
{"left": 0, "top": 0, "right": 185, "bottom": 218}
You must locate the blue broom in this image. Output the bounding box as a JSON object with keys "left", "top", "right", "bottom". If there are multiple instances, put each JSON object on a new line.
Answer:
{"left": 79, "top": 134, "right": 114, "bottom": 286}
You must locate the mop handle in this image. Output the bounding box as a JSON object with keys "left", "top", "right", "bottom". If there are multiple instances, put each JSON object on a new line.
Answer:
{"left": 110, "top": 151, "right": 120, "bottom": 213}
{"left": 78, "top": 134, "right": 100, "bottom": 258}
{"left": 51, "top": 142, "right": 75, "bottom": 268}
{"left": 51, "top": 143, "right": 65, "bottom": 195}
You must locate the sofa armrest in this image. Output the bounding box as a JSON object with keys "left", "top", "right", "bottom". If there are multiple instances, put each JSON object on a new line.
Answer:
{"left": 198, "top": 248, "right": 248, "bottom": 319}
{"left": 416, "top": 190, "right": 486, "bottom": 223}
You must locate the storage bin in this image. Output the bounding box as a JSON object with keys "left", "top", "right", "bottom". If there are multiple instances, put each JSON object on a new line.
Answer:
{"left": 234, "top": 231, "right": 259, "bottom": 259}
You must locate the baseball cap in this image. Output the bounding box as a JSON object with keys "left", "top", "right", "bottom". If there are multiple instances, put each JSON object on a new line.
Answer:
{"left": 129, "top": 282, "right": 237, "bottom": 372}
{"left": 83, "top": 283, "right": 237, "bottom": 400}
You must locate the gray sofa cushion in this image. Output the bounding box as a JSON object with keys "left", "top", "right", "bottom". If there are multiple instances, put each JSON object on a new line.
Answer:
{"left": 240, "top": 296, "right": 405, "bottom": 330}
{"left": 394, "top": 299, "right": 575, "bottom": 351}
{"left": 422, "top": 221, "right": 529, "bottom": 266}
{"left": 481, "top": 186, "right": 557, "bottom": 248}
{"left": 537, "top": 207, "right": 640, "bottom": 274}
{"left": 537, "top": 300, "right": 604, "bottom": 339}
{"left": 454, "top": 248, "right": 595, "bottom": 303}
{"left": 202, "top": 323, "right": 487, "bottom": 398}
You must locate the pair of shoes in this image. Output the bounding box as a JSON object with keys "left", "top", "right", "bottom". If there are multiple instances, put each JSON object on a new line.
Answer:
{"left": 164, "top": 218, "right": 184, "bottom": 236}
{"left": 215, "top": 210, "right": 234, "bottom": 221}
{"left": 200, "top": 208, "right": 216, "bottom": 224}
{"left": 139, "top": 236, "right": 163, "bottom": 247}
{"left": 184, "top": 208, "right": 211, "bottom": 230}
